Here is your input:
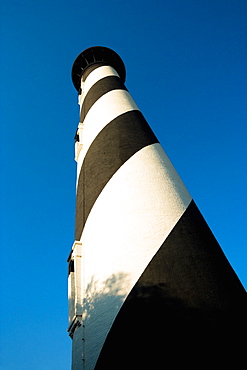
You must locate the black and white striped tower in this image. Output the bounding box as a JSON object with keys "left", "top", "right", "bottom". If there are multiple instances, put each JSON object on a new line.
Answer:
{"left": 68, "top": 46, "right": 246, "bottom": 369}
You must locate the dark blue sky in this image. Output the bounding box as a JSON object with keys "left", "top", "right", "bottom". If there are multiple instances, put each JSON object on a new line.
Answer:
{"left": 1, "top": 1, "right": 246, "bottom": 368}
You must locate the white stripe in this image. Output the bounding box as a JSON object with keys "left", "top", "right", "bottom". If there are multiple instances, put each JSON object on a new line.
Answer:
{"left": 79, "top": 65, "right": 120, "bottom": 107}
{"left": 76, "top": 89, "right": 139, "bottom": 186}
{"left": 80, "top": 143, "right": 192, "bottom": 368}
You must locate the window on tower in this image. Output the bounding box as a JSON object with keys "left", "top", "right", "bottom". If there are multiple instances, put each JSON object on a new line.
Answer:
{"left": 74, "top": 132, "right": 80, "bottom": 142}
{"left": 68, "top": 259, "right": 74, "bottom": 275}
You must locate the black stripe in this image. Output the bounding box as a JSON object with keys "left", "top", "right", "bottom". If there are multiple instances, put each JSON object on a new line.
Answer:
{"left": 95, "top": 200, "right": 247, "bottom": 369}
{"left": 80, "top": 76, "right": 127, "bottom": 122}
{"left": 75, "top": 110, "right": 158, "bottom": 241}
{"left": 82, "top": 63, "right": 108, "bottom": 82}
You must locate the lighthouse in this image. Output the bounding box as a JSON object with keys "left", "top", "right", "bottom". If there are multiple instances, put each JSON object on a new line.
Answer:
{"left": 68, "top": 46, "right": 246, "bottom": 369}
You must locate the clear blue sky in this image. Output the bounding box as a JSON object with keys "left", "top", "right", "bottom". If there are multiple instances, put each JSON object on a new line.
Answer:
{"left": 1, "top": 1, "right": 246, "bottom": 368}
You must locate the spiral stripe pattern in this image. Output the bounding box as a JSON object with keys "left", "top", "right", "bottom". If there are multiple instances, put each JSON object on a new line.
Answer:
{"left": 69, "top": 51, "right": 247, "bottom": 370}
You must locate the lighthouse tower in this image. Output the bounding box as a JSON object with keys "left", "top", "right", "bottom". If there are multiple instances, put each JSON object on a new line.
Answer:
{"left": 68, "top": 47, "right": 246, "bottom": 369}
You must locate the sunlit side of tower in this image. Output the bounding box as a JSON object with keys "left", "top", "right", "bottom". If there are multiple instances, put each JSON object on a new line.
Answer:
{"left": 67, "top": 46, "right": 246, "bottom": 369}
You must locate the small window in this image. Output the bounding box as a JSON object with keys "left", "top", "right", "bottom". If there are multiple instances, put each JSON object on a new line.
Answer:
{"left": 74, "top": 133, "right": 80, "bottom": 142}
{"left": 68, "top": 260, "right": 74, "bottom": 274}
